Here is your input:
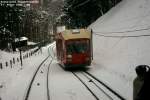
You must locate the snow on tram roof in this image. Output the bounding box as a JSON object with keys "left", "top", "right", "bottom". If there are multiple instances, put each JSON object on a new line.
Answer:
{"left": 61, "top": 29, "right": 91, "bottom": 40}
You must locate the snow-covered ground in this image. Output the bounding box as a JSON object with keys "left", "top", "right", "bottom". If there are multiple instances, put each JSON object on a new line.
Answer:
{"left": 0, "top": 46, "right": 47, "bottom": 100}
{"left": 1, "top": 0, "right": 150, "bottom": 100}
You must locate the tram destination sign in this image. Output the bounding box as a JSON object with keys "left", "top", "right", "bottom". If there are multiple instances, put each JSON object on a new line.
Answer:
{"left": 0, "top": 0, "right": 39, "bottom": 4}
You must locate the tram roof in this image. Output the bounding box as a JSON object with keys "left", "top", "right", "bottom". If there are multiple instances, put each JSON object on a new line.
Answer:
{"left": 61, "top": 29, "right": 91, "bottom": 40}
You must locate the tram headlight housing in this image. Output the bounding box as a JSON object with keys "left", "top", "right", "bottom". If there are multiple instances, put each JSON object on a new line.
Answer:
{"left": 67, "top": 55, "right": 72, "bottom": 62}
{"left": 67, "top": 55, "right": 72, "bottom": 58}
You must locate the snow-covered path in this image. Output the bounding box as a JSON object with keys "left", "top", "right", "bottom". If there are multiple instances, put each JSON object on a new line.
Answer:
{"left": 0, "top": 49, "right": 49, "bottom": 100}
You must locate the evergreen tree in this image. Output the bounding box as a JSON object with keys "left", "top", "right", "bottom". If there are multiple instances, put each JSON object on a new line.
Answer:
{"left": 63, "top": 0, "right": 121, "bottom": 28}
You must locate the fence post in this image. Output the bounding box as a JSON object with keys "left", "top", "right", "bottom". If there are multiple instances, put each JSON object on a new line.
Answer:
{"left": 0, "top": 63, "right": 2, "bottom": 69}
{"left": 6, "top": 62, "right": 8, "bottom": 67}
{"left": 17, "top": 58, "right": 19, "bottom": 62}
{"left": 10, "top": 60, "right": 12, "bottom": 68}
{"left": 13, "top": 58, "right": 15, "bottom": 64}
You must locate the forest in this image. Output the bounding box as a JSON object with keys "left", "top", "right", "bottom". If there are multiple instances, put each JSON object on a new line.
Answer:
{"left": 0, "top": 0, "right": 121, "bottom": 50}
{"left": 63, "top": 0, "right": 121, "bottom": 28}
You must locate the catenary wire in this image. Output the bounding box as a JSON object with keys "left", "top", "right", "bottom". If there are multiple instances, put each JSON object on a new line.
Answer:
{"left": 92, "top": 27, "right": 150, "bottom": 38}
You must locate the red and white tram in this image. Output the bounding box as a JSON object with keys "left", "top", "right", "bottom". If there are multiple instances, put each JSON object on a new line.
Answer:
{"left": 56, "top": 28, "right": 93, "bottom": 68}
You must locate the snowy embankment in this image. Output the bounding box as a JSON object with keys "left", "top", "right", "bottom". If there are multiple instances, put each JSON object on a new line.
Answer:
{"left": 89, "top": 0, "right": 150, "bottom": 99}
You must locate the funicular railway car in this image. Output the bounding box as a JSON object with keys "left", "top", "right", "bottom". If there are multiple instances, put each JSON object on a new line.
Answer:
{"left": 56, "top": 28, "right": 93, "bottom": 68}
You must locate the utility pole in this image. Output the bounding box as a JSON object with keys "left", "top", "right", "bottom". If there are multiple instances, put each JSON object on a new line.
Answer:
{"left": 91, "top": 29, "right": 93, "bottom": 60}
{"left": 19, "top": 48, "right": 23, "bottom": 66}
{"left": 16, "top": 0, "right": 23, "bottom": 66}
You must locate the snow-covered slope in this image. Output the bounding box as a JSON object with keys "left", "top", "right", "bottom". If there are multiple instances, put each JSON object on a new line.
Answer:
{"left": 89, "top": 0, "right": 150, "bottom": 99}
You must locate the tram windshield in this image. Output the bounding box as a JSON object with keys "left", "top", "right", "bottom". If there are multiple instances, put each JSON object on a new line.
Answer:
{"left": 67, "top": 40, "right": 89, "bottom": 54}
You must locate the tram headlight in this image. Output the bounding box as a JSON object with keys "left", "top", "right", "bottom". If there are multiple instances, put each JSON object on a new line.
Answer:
{"left": 67, "top": 55, "right": 72, "bottom": 58}
{"left": 67, "top": 55, "right": 72, "bottom": 62}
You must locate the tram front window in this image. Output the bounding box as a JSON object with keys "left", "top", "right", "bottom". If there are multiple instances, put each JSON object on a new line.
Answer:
{"left": 67, "top": 41, "right": 88, "bottom": 54}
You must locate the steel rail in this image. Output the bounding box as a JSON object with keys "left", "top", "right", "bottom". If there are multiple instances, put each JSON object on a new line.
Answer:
{"left": 24, "top": 55, "right": 50, "bottom": 100}
{"left": 84, "top": 71, "right": 126, "bottom": 100}
{"left": 72, "top": 72, "right": 99, "bottom": 100}
{"left": 82, "top": 72, "right": 113, "bottom": 100}
{"left": 46, "top": 59, "right": 54, "bottom": 100}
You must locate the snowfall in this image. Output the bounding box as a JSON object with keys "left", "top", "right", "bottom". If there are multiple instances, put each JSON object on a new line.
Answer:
{"left": 1, "top": 0, "right": 150, "bottom": 99}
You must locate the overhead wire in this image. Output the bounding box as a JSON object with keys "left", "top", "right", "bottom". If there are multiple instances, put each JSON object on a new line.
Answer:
{"left": 94, "top": 27, "right": 150, "bottom": 34}
{"left": 94, "top": 33, "right": 150, "bottom": 38}
{"left": 93, "top": 27, "right": 150, "bottom": 38}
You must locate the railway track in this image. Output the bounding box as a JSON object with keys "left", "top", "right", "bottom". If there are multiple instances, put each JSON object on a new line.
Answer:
{"left": 23, "top": 42, "right": 125, "bottom": 100}
{"left": 24, "top": 46, "right": 54, "bottom": 100}
{"left": 71, "top": 70, "right": 126, "bottom": 100}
